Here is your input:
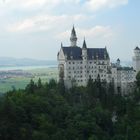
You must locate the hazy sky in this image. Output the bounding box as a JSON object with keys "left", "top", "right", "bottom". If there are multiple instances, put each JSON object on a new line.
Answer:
{"left": 0, "top": 0, "right": 139, "bottom": 61}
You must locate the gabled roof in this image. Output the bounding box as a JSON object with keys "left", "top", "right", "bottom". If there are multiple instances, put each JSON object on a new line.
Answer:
{"left": 61, "top": 46, "right": 109, "bottom": 60}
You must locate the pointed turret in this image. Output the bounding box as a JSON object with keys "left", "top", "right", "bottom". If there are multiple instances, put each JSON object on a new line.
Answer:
{"left": 116, "top": 58, "right": 121, "bottom": 68}
{"left": 133, "top": 46, "right": 140, "bottom": 73}
{"left": 134, "top": 46, "right": 140, "bottom": 50}
{"left": 70, "top": 26, "right": 77, "bottom": 47}
{"left": 82, "top": 38, "right": 87, "bottom": 49}
{"left": 82, "top": 38, "right": 87, "bottom": 60}
{"left": 71, "top": 26, "right": 76, "bottom": 36}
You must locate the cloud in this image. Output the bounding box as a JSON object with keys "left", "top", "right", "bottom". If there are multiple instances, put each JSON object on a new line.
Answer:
{"left": 85, "top": 0, "right": 128, "bottom": 11}
{"left": 0, "top": 0, "right": 128, "bottom": 19}
{"left": 57, "top": 26, "right": 113, "bottom": 40}
{"left": 0, "top": 0, "right": 80, "bottom": 10}
{"left": 2, "top": 0, "right": 53, "bottom": 7}
{"left": 9, "top": 0, "right": 127, "bottom": 12}
{"left": 79, "top": 26, "right": 113, "bottom": 38}
{"left": 7, "top": 14, "right": 87, "bottom": 33}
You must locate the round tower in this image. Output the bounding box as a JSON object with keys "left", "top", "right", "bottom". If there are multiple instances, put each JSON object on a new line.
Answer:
{"left": 116, "top": 58, "right": 121, "bottom": 68}
{"left": 70, "top": 26, "right": 77, "bottom": 47}
{"left": 133, "top": 46, "right": 140, "bottom": 73}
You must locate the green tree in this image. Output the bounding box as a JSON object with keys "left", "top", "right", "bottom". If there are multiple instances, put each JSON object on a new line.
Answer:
{"left": 37, "top": 78, "right": 42, "bottom": 89}
{"left": 25, "top": 79, "right": 37, "bottom": 94}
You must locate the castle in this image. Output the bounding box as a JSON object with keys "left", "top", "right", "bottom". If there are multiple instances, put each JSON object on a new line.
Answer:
{"left": 57, "top": 26, "right": 140, "bottom": 94}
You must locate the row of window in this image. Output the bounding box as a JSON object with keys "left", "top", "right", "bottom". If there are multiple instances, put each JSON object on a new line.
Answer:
{"left": 121, "top": 78, "right": 133, "bottom": 81}
{"left": 74, "top": 79, "right": 108, "bottom": 83}
{"left": 68, "top": 69, "right": 108, "bottom": 74}
{"left": 68, "top": 65, "right": 107, "bottom": 70}
{"left": 68, "top": 61, "right": 108, "bottom": 65}
{"left": 68, "top": 74, "right": 107, "bottom": 79}
{"left": 121, "top": 75, "right": 134, "bottom": 79}
{"left": 69, "top": 70, "right": 98, "bottom": 74}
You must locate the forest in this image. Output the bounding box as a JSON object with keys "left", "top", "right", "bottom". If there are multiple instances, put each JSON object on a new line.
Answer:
{"left": 0, "top": 73, "right": 140, "bottom": 140}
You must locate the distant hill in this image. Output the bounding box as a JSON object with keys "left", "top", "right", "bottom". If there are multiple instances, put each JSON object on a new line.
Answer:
{"left": 0, "top": 57, "right": 57, "bottom": 67}
{"left": 112, "top": 60, "right": 132, "bottom": 67}
{"left": 0, "top": 57, "right": 132, "bottom": 67}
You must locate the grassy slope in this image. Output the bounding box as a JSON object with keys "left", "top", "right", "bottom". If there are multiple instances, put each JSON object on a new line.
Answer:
{"left": 0, "top": 67, "right": 58, "bottom": 93}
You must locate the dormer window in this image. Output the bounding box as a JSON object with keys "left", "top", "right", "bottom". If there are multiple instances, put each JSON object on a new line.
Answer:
{"left": 96, "top": 54, "right": 98, "bottom": 59}
{"left": 71, "top": 56, "right": 73, "bottom": 59}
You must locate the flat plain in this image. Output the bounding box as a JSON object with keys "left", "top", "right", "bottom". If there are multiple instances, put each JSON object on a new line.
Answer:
{"left": 0, "top": 67, "right": 58, "bottom": 93}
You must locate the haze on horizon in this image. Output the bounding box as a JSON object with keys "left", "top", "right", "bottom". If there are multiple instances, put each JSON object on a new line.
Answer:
{"left": 0, "top": 0, "right": 139, "bottom": 61}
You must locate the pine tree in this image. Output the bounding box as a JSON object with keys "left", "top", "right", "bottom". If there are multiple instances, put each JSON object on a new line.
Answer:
{"left": 37, "top": 78, "right": 42, "bottom": 89}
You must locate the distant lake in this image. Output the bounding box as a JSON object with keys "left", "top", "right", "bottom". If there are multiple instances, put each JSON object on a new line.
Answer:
{"left": 0, "top": 65, "right": 57, "bottom": 71}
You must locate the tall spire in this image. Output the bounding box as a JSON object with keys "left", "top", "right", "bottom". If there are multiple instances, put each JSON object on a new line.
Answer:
{"left": 82, "top": 38, "right": 87, "bottom": 49}
{"left": 70, "top": 25, "right": 77, "bottom": 47}
{"left": 71, "top": 25, "right": 76, "bottom": 36}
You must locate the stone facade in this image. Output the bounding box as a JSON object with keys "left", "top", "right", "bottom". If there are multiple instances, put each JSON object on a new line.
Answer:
{"left": 57, "top": 26, "right": 139, "bottom": 94}
{"left": 133, "top": 46, "right": 140, "bottom": 74}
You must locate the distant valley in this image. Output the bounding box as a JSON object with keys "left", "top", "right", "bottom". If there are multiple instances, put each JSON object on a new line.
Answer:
{"left": 0, "top": 58, "right": 58, "bottom": 93}
{"left": 0, "top": 57, "right": 57, "bottom": 67}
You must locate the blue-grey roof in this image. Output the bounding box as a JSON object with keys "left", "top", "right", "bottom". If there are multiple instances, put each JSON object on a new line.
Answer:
{"left": 62, "top": 46, "right": 109, "bottom": 60}
{"left": 82, "top": 39, "right": 87, "bottom": 49}
{"left": 71, "top": 26, "right": 76, "bottom": 36}
{"left": 134, "top": 46, "right": 140, "bottom": 50}
{"left": 117, "top": 58, "right": 120, "bottom": 62}
{"left": 62, "top": 46, "right": 82, "bottom": 60}
{"left": 117, "top": 67, "right": 134, "bottom": 71}
{"left": 87, "top": 48, "right": 109, "bottom": 60}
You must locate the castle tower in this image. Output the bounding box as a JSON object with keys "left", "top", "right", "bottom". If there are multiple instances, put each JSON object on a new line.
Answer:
{"left": 82, "top": 39, "right": 88, "bottom": 85}
{"left": 70, "top": 26, "right": 77, "bottom": 47}
{"left": 133, "top": 46, "right": 140, "bottom": 73}
{"left": 116, "top": 58, "right": 121, "bottom": 68}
